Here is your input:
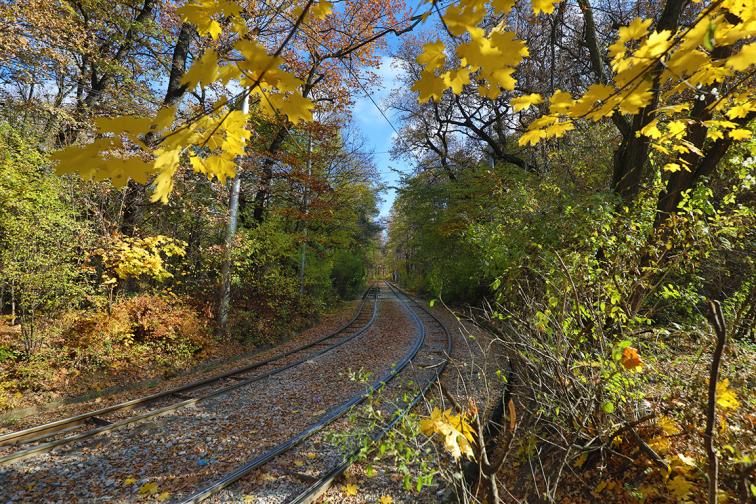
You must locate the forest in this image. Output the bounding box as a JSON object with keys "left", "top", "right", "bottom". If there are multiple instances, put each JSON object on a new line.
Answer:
{"left": 0, "top": 0, "right": 753, "bottom": 502}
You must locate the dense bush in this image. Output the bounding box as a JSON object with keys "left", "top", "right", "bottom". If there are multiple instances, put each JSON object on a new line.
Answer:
{"left": 387, "top": 124, "right": 755, "bottom": 500}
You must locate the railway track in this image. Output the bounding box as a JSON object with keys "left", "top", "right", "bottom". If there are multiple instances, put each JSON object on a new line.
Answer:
{"left": 289, "top": 281, "right": 452, "bottom": 504}
{"left": 189, "top": 281, "right": 452, "bottom": 504}
{"left": 0, "top": 282, "right": 452, "bottom": 503}
{"left": 0, "top": 286, "right": 379, "bottom": 465}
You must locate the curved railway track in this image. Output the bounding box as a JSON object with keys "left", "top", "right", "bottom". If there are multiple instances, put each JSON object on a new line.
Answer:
{"left": 289, "top": 281, "right": 452, "bottom": 504}
{"left": 0, "top": 282, "right": 452, "bottom": 503}
{"left": 187, "top": 281, "right": 452, "bottom": 504}
{"left": 0, "top": 286, "right": 379, "bottom": 465}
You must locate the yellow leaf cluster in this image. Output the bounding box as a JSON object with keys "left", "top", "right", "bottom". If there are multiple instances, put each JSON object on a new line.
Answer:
{"left": 657, "top": 415, "right": 681, "bottom": 436}
{"left": 412, "top": 0, "right": 529, "bottom": 102}
{"left": 96, "top": 235, "right": 187, "bottom": 283}
{"left": 423, "top": 0, "right": 756, "bottom": 153}
{"left": 419, "top": 407, "right": 476, "bottom": 460}
{"left": 52, "top": 0, "right": 319, "bottom": 204}
{"left": 177, "top": 0, "right": 241, "bottom": 40}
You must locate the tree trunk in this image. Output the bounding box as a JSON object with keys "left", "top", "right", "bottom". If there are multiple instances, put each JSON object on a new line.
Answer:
{"left": 609, "top": 0, "right": 686, "bottom": 201}
{"left": 217, "top": 94, "right": 249, "bottom": 333}
{"left": 217, "top": 175, "right": 242, "bottom": 333}
{"left": 252, "top": 126, "right": 288, "bottom": 223}
{"left": 164, "top": 22, "right": 193, "bottom": 107}
{"left": 119, "top": 21, "right": 194, "bottom": 237}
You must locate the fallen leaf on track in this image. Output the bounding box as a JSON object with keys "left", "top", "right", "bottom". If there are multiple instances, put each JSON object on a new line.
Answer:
{"left": 138, "top": 482, "right": 159, "bottom": 496}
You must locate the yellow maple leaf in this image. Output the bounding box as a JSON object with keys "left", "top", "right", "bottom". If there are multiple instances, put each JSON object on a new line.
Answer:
{"left": 177, "top": 0, "right": 240, "bottom": 39}
{"left": 707, "top": 129, "right": 724, "bottom": 141}
{"left": 531, "top": 0, "right": 562, "bottom": 15}
{"left": 716, "top": 379, "right": 741, "bottom": 410}
{"left": 443, "top": 3, "right": 485, "bottom": 36}
{"left": 123, "top": 476, "right": 137, "bottom": 486}
{"left": 181, "top": 50, "right": 219, "bottom": 90}
{"left": 491, "top": 0, "right": 515, "bottom": 13}
{"left": 420, "top": 407, "right": 476, "bottom": 460}
{"left": 270, "top": 92, "right": 314, "bottom": 124}
{"left": 657, "top": 416, "right": 681, "bottom": 436}
{"left": 609, "top": 18, "right": 653, "bottom": 58}
{"left": 639, "top": 119, "right": 662, "bottom": 139}
{"left": 138, "top": 482, "right": 159, "bottom": 496}
{"left": 618, "top": 80, "right": 654, "bottom": 114}
{"left": 157, "top": 491, "right": 171, "bottom": 502}
{"left": 483, "top": 67, "right": 517, "bottom": 92}
{"left": 726, "top": 103, "right": 755, "bottom": 119}
{"left": 94, "top": 115, "right": 152, "bottom": 137}
{"left": 511, "top": 93, "right": 543, "bottom": 112}
{"left": 457, "top": 29, "right": 503, "bottom": 72}
{"left": 379, "top": 495, "right": 394, "bottom": 504}
{"left": 413, "top": 70, "right": 447, "bottom": 103}
{"left": 344, "top": 483, "right": 358, "bottom": 496}
{"left": 726, "top": 42, "right": 756, "bottom": 71}
{"left": 636, "top": 30, "right": 673, "bottom": 60}
{"left": 570, "top": 84, "right": 615, "bottom": 117}
{"left": 310, "top": 1, "right": 333, "bottom": 20}
{"left": 663, "top": 163, "right": 683, "bottom": 173}
{"left": 549, "top": 90, "right": 574, "bottom": 114}
{"left": 665, "top": 49, "right": 710, "bottom": 79}
{"left": 729, "top": 129, "right": 752, "bottom": 140}
{"left": 443, "top": 69, "right": 471, "bottom": 94}
{"left": 543, "top": 120, "right": 575, "bottom": 139}
{"left": 417, "top": 40, "right": 447, "bottom": 71}
{"left": 150, "top": 148, "right": 182, "bottom": 204}
{"left": 648, "top": 435, "right": 671, "bottom": 454}
{"left": 154, "top": 106, "right": 176, "bottom": 131}
{"left": 667, "top": 475, "right": 694, "bottom": 500}
{"left": 490, "top": 30, "right": 529, "bottom": 65}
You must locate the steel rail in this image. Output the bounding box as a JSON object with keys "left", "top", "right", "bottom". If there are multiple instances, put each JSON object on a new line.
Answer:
{"left": 178, "top": 282, "right": 429, "bottom": 504}
{"left": 0, "top": 287, "right": 379, "bottom": 465}
{"left": 287, "top": 281, "right": 453, "bottom": 504}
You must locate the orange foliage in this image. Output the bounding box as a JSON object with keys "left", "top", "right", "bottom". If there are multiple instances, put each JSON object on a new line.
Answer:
{"left": 620, "top": 346, "right": 642, "bottom": 370}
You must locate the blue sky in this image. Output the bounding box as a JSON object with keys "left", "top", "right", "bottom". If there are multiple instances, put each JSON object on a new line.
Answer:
{"left": 348, "top": 1, "right": 428, "bottom": 220}
{"left": 349, "top": 54, "right": 408, "bottom": 220}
